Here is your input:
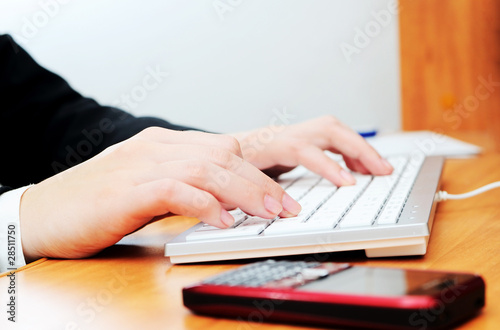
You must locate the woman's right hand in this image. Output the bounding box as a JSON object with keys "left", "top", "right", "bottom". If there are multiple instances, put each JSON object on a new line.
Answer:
{"left": 19, "top": 127, "right": 301, "bottom": 262}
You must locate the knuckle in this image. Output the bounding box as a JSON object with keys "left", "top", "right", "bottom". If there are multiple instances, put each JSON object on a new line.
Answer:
{"left": 228, "top": 155, "right": 246, "bottom": 173}
{"left": 291, "top": 140, "right": 309, "bottom": 156}
{"left": 321, "top": 115, "right": 343, "bottom": 142}
{"left": 145, "top": 179, "right": 178, "bottom": 214}
{"left": 348, "top": 148, "right": 362, "bottom": 159}
{"left": 242, "top": 183, "right": 259, "bottom": 201}
{"left": 114, "top": 139, "right": 142, "bottom": 156}
{"left": 186, "top": 160, "right": 210, "bottom": 179}
{"left": 208, "top": 147, "right": 233, "bottom": 165}
{"left": 220, "top": 135, "right": 242, "bottom": 154}
{"left": 139, "top": 126, "right": 162, "bottom": 138}
{"left": 191, "top": 194, "right": 221, "bottom": 222}
{"left": 191, "top": 191, "right": 212, "bottom": 211}
{"left": 321, "top": 114, "right": 340, "bottom": 126}
{"left": 263, "top": 179, "right": 284, "bottom": 198}
{"left": 156, "top": 179, "right": 177, "bottom": 200}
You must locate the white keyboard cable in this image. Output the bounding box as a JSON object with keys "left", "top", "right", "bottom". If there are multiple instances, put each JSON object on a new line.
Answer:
{"left": 435, "top": 181, "right": 500, "bottom": 202}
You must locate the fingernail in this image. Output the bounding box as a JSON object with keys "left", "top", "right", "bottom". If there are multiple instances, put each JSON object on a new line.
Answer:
{"left": 282, "top": 193, "right": 301, "bottom": 216}
{"left": 340, "top": 169, "right": 356, "bottom": 185}
{"left": 264, "top": 194, "right": 283, "bottom": 216}
{"left": 381, "top": 158, "right": 393, "bottom": 172}
{"left": 220, "top": 209, "right": 234, "bottom": 228}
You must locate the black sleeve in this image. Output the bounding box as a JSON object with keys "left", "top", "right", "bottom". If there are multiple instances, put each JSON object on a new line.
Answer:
{"left": 0, "top": 34, "right": 200, "bottom": 188}
{"left": 0, "top": 186, "right": 13, "bottom": 195}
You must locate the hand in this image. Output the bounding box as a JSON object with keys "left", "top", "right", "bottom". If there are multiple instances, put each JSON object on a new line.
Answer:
{"left": 232, "top": 115, "right": 393, "bottom": 186}
{"left": 19, "top": 128, "right": 301, "bottom": 261}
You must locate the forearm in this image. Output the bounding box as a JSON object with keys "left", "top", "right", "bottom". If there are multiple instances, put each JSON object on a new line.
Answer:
{"left": 0, "top": 34, "right": 199, "bottom": 188}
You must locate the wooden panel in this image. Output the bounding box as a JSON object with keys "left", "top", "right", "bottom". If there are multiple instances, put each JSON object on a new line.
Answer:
{"left": 399, "top": 0, "right": 500, "bottom": 148}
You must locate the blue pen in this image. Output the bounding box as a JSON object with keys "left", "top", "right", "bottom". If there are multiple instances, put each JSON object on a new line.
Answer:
{"left": 358, "top": 129, "right": 378, "bottom": 138}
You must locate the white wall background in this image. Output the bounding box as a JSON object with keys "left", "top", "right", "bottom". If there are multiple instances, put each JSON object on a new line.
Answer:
{"left": 0, "top": 0, "right": 401, "bottom": 133}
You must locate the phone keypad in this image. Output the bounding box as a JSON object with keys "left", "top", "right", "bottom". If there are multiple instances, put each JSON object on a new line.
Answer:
{"left": 202, "top": 260, "right": 349, "bottom": 288}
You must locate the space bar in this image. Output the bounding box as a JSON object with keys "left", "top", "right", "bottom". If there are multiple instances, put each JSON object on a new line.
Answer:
{"left": 185, "top": 217, "right": 272, "bottom": 241}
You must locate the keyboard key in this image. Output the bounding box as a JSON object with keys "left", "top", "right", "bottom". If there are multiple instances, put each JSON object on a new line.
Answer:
{"left": 186, "top": 217, "right": 272, "bottom": 241}
{"left": 285, "top": 174, "right": 322, "bottom": 201}
{"left": 264, "top": 179, "right": 337, "bottom": 235}
{"left": 338, "top": 158, "right": 407, "bottom": 228}
{"left": 195, "top": 209, "right": 247, "bottom": 231}
{"left": 187, "top": 156, "right": 421, "bottom": 238}
{"left": 264, "top": 175, "right": 370, "bottom": 235}
{"left": 377, "top": 156, "right": 424, "bottom": 224}
{"left": 165, "top": 154, "right": 445, "bottom": 263}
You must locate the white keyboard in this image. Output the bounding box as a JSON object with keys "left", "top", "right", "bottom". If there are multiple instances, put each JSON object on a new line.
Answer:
{"left": 165, "top": 155, "right": 445, "bottom": 264}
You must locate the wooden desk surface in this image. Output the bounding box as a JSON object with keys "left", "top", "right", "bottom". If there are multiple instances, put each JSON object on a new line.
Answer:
{"left": 1, "top": 132, "right": 499, "bottom": 330}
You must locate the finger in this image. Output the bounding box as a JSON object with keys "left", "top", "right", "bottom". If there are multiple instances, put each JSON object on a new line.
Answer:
{"left": 135, "top": 127, "right": 244, "bottom": 158}
{"left": 221, "top": 202, "right": 238, "bottom": 210}
{"left": 143, "top": 143, "right": 266, "bottom": 184}
{"left": 132, "top": 144, "right": 302, "bottom": 217}
{"left": 151, "top": 160, "right": 300, "bottom": 219}
{"left": 321, "top": 121, "right": 393, "bottom": 175}
{"left": 125, "top": 178, "right": 234, "bottom": 229}
{"left": 343, "top": 156, "right": 371, "bottom": 175}
{"left": 294, "top": 144, "right": 357, "bottom": 186}
{"left": 108, "top": 140, "right": 246, "bottom": 171}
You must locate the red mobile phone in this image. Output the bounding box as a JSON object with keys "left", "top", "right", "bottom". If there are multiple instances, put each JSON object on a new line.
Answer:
{"left": 183, "top": 260, "right": 485, "bottom": 329}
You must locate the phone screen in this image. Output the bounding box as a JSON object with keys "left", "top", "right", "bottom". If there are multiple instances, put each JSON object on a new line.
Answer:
{"left": 298, "top": 267, "right": 457, "bottom": 296}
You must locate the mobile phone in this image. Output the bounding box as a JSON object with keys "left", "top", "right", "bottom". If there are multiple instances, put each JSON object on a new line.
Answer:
{"left": 183, "top": 260, "right": 485, "bottom": 329}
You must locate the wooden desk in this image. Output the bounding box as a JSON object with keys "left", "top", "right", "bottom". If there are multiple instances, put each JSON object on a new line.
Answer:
{"left": 1, "top": 132, "right": 499, "bottom": 330}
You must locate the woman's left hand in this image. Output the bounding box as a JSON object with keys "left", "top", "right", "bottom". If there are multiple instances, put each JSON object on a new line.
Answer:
{"left": 232, "top": 115, "right": 393, "bottom": 186}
